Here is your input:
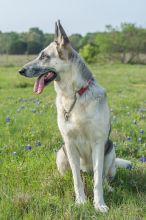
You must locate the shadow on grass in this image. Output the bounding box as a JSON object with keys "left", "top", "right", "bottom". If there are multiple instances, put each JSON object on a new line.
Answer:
{"left": 106, "top": 164, "right": 146, "bottom": 208}
{"left": 79, "top": 163, "right": 146, "bottom": 209}
{"left": 15, "top": 82, "right": 33, "bottom": 88}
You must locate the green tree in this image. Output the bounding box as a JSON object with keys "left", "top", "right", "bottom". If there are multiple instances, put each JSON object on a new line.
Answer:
{"left": 79, "top": 43, "right": 99, "bottom": 63}
{"left": 43, "top": 33, "right": 54, "bottom": 47}
{"left": 28, "top": 27, "right": 44, "bottom": 43}
{"left": 69, "top": 34, "right": 83, "bottom": 51}
{"left": 81, "top": 32, "right": 97, "bottom": 47}
{"left": 0, "top": 32, "right": 19, "bottom": 54}
{"left": 119, "top": 23, "right": 145, "bottom": 63}
{"left": 8, "top": 41, "right": 27, "bottom": 54}
{"left": 27, "top": 41, "right": 42, "bottom": 54}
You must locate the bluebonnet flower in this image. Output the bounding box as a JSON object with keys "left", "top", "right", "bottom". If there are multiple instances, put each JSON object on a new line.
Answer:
{"left": 138, "top": 108, "right": 146, "bottom": 113}
{"left": 126, "top": 136, "right": 132, "bottom": 141}
{"left": 23, "top": 98, "right": 28, "bottom": 102}
{"left": 138, "top": 137, "right": 142, "bottom": 143}
{"left": 31, "top": 109, "right": 36, "bottom": 113}
{"left": 139, "top": 129, "right": 144, "bottom": 134}
{"left": 6, "top": 116, "right": 11, "bottom": 123}
{"left": 25, "top": 145, "right": 32, "bottom": 150}
{"left": 126, "top": 164, "right": 132, "bottom": 170}
{"left": 139, "top": 156, "right": 146, "bottom": 163}
{"left": 36, "top": 141, "right": 41, "bottom": 147}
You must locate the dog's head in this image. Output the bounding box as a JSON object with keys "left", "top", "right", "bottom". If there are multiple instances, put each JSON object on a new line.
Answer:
{"left": 19, "top": 20, "right": 72, "bottom": 94}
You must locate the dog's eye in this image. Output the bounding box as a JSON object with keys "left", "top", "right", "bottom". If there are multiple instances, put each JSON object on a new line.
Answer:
{"left": 39, "top": 52, "right": 50, "bottom": 60}
{"left": 39, "top": 52, "right": 45, "bottom": 60}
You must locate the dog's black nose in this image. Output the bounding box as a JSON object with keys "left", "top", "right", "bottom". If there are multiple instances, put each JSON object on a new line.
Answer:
{"left": 19, "top": 68, "right": 26, "bottom": 75}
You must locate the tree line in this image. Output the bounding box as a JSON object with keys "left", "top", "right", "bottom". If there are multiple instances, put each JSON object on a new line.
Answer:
{"left": 0, "top": 23, "right": 146, "bottom": 64}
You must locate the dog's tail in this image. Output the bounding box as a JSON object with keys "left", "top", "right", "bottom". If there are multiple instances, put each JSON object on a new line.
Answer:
{"left": 115, "top": 158, "right": 132, "bottom": 170}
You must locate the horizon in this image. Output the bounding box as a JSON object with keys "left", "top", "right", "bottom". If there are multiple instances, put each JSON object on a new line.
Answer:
{"left": 0, "top": 22, "right": 145, "bottom": 36}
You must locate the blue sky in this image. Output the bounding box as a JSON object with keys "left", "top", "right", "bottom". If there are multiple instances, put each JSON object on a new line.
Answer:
{"left": 0, "top": 0, "right": 146, "bottom": 35}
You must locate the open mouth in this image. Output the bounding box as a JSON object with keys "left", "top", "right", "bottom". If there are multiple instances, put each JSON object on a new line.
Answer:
{"left": 33, "top": 71, "right": 57, "bottom": 94}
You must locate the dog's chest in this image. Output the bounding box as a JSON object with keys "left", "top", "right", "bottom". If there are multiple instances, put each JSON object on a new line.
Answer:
{"left": 56, "top": 94, "right": 110, "bottom": 142}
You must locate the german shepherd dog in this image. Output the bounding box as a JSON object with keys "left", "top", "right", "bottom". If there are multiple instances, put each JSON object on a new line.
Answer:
{"left": 19, "top": 21, "right": 131, "bottom": 212}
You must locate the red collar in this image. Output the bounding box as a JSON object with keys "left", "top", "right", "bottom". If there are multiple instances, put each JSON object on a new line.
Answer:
{"left": 78, "top": 79, "right": 94, "bottom": 96}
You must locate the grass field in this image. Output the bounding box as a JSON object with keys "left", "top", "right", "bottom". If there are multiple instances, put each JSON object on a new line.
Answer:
{"left": 0, "top": 61, "right": 146, "bottom": 219}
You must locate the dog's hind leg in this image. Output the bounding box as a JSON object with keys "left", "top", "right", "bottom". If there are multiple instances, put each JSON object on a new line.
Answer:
{"left": 104, "top": 146, "right": 116, "bottom": 179}
{"left": 56, "top": 145, "right": 70, "bottom": 175}
{"left": 103, "top": 145, "right": 117, "bottom": 192}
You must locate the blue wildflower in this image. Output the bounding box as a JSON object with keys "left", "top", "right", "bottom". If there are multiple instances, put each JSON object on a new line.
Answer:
{"left": 138, "top": 137, "right": 142, "bottom": 143}
{"left": 126, "top": 136, "right": 132, "bottom": 141}
{"left": 25, "top": 145, "right": 32, "bottom": 150}
{"left": 6, "top": 116, "right": 11, "bottom": 123}
{"left": 139, "top": 129, "right": 144, "bottom": 134}
{"left": 23, "top": 98, "right": 28, "bottom": 102}
{"left": 36, "top": 141, "right": 41, "bottom": 147}
{"left": 138, "top": 108, "right": 146, "bottom": 113}
{"left": 139, "top": 156, "right": 146, "bottom": 163}
{"left": 126, "top": 164, "right": 132, "bottom": 170}
{"left": 31, "top": 109, "right": 36, "bottom": 113}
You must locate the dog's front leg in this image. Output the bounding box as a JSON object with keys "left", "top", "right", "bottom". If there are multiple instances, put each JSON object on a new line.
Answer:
{"left": 65, "top": 142, "right": 86, "bottom": 204}
{"left": 92, "top": 141, "right": 109, "bottom": 212}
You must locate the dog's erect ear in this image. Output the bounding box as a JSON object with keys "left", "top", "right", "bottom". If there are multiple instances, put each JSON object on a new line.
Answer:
{"left": 55, "top": 20, "right": 70, "bottom": 46}
{"left": 54, "top": 22, "right": 59, "bottom": 41}
{"left": 58, "top": 20, "right": 70, "bottom": 45}
{"left": 54, "top": 20, "right": 71, "bottom": 59}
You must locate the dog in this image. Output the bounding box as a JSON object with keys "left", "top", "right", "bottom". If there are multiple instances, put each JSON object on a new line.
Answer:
{"left": 19, "top": 20, "right": 131, "bottom": 212}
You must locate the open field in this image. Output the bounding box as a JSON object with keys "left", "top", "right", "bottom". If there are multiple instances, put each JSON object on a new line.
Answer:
{"left": 0, "top": 61, "right": 146, "bottom": 219}
{"left": 0, "top": 55, "right": 36, "bottom": 67}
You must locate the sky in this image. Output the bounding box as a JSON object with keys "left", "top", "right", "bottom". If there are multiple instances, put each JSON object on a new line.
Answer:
{"left": 0, "top": 0, "right": 146, "bottom": 35}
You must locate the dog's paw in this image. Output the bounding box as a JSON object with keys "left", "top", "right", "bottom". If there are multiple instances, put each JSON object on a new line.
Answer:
{"left": 75, "top": 196, "right": 86, "bottom": 205}
{"left": 94, "top": 203, "right": 109, "bottom": 212}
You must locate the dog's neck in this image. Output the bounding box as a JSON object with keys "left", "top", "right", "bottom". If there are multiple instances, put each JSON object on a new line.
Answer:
{"left": 54, "top": 49, "right": 94, "bottom": 98}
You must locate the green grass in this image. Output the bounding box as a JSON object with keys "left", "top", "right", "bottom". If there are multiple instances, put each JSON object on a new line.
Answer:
{"left": 0, "top": 63, "right": 146, "bottom": 219}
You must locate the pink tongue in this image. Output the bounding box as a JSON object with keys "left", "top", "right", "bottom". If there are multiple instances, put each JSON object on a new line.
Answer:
{"left": 33, "top": 75, "right": 45, "bottom": 94}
